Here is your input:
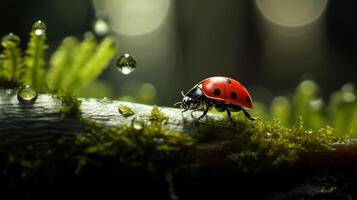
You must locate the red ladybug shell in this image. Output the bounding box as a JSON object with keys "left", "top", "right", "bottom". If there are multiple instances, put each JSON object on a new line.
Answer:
{"left": 200, "top": 76, "right": 253, "bottom": 109}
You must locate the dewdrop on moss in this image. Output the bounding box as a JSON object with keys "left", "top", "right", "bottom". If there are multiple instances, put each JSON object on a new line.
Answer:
{"left": 17, "top": 85, "right": 38, "bottom": 104}
{"left": 116, "top": 53, "right": 136, "bottom": 75}
{"left": 32, "top": 20, "right": 46, "bottom": 36}
{"left": 1, "top": 33, "right": 20, "bottom": 48}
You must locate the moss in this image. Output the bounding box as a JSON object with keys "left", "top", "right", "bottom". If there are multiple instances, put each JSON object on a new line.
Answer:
{"left": 118, "top": 104, "right": 135, "bottom": 117}
{"left": 57, "top": 93, "right": 82, "bottom": 119}
{"left": 224, "top": 115, "right": 344, "bottom": 172}
{"left": 24, "top": 30, "right": 47, "bottom": 91}
{"left": 0, "top": 96, "right": 348, "bottom": 199}
{"left": 0, "top": 34, "right": 23, "bottom": 87}
{"left": 148, "top": 106, "right": 169, "bottom": 123}
{"left": 75, "top": 107, "right": 195, "bottom": 174}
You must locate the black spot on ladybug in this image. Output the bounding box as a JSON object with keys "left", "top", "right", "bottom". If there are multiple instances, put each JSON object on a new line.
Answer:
{"left": 225, "top": 79, "right": 231, "bottom": 84}
{"left": 213, "top": 89, "right": 221, "bottom": 96}
{"left": 230, "top": 92, "right": 237, "bottom": 99}
{"left": 246, "top": 96, "right": 252, "bottom": 104}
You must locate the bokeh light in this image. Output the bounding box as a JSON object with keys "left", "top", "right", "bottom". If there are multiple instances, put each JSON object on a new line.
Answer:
{"left": 94, "top": 0, "right": 171, "bottom": 36}
{"left": 255, "top": 0, "right": 328, "bottom": 27}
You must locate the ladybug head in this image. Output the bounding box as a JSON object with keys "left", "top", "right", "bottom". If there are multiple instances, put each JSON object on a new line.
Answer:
{"left": 181, "top": 96, "right": 191, "bottom": 109}
{"left": 173, "top": 91, "right": 194, "bottom": 110}
{"left": 174, "top": 86, "right": 204, "bottom": 110}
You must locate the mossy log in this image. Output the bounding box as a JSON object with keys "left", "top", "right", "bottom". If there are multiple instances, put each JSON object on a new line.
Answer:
{"left": 1, "top": 88, "right": 357, "bottom": 168}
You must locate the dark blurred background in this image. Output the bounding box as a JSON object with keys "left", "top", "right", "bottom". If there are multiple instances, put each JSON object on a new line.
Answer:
{"left": 0, "top": 0, "right": 356, "bottom": 106}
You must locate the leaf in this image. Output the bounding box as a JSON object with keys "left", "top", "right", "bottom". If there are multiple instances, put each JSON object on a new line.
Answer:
{"left": 61, "top": 33, "right": 97, "bottom": 91}
{"left": 74, "top": 37, "right": 117, "bottom": 92}
{"left": 24, "top": 32, "right": 48, "bottom": 91}
{"left": 1, "top": 43, "right": 23, "bottom": 85}
{"left": 47, "top": 37, "right": 79, "bottom": 90}
{"left": 271, "top": 96, "right": 291, "bottom": 127}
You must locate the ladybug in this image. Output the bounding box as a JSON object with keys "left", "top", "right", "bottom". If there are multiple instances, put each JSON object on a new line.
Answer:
{"left": 175, "top": 76, "right": 255, "bottom": 123}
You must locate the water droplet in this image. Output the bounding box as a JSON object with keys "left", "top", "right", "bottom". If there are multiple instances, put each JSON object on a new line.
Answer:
{"left": 32, "top": 20, "right": 46, "bottom": 36}
{"left": 17, "top": 85, "right": 38, "bottom": 104}
{"left": 1, "top": 33, "right": 20, "bottom": 48}
{"left": 132, "top": 121, "right": 143, "bottom": 130}
{"left": 116, "top": 53, "right": 136, "bottom": 75}
{"left": 93, "top": 17, "right": 110, "bottom": 36}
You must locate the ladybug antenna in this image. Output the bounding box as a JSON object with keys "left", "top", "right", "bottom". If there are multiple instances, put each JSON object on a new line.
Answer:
{"left": 174, "top": 102, "right": 182, "bottom": 106}
{"left": 181, "top": 91, "right": 185, "bottom": 97}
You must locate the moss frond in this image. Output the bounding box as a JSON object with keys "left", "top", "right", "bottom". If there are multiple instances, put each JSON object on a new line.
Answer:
{"left": 0, "top": 39, "right": 23, "bottom": 86}
{"left": 74, "top": 37, "right": 117, "bottom": 92}
{"left": 149, "top": 106, "right": 169, "bottom": 123}
{"left": 271, "top": 96, "right": 291, "bottom": 127}
{"left": 0, "top": 54, "right": 5, "bottom": 80}
{"left": 47, "top": 37, "right": 79, "bottom": 90}
{"left": 292, "top": 80, "right": 326, "bottom": 129}
{"left": 61, "top": 33, "right": 97, "bottom": 91}
{"left": 24, "top": 31, "right": 48, "bottom": 91}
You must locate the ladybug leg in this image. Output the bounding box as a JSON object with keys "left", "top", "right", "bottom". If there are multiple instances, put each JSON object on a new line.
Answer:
{"left": 226, "top": 109, "right": 235, "bottom": 125}
{"left": 242, "top": 108, "right": 255, "bottom": 121}
{"left": 197, "top": 106, "right": 209, "bottom": 121}
{"left": 190, "top": 110, "right": 196, "bottom": 118}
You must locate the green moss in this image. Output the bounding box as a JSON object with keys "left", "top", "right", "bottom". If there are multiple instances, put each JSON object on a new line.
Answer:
{"left": 0, "top": 33, "right": 23, "bottom": 87}
{"left": 118, "top": 104, "right": 135, "bottom": 117}
{"left": 0, "top": 21, "right": 117, "bottom": 99}
{"left": 0, "top": 98, "right": 347, "bottom": 200}
{"left": 24, "top": 31, "right": 48, "bottom": 91}
{"left": 148, "top": 106, "right": 169, "bottom": 123}
{"left": 47, "top": 37, "right": 79, "bottom": 90}
{"left": 57, "top": 93, "right": 82, "bottom": 119}
{"left": 80, "top": 107, "right": 193, "bottom": 167}
{"left": 224, "top": 115, "right": 343, "bottom": 172}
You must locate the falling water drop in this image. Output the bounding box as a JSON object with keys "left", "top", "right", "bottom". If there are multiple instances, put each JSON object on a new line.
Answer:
{"left": 116, "top": 53, "right": 137, "bottom": 75}
{"left": 17, "top": 85, "right": 38, "bottom": 104}
{"left": 32, "top": 20, "right": 47, "bottom": 36}
{"left": 1, "top": 33, "right": 20, "bottom": 48}
{"left": 93, "top": 17, "right": 110, "bottom": 36}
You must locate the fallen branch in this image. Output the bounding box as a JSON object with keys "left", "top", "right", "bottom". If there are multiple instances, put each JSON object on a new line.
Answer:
{"left": 0, "top": 88, "right": 357, "bottom": 169}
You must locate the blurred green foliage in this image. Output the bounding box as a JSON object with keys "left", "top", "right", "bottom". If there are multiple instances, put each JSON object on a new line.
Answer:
{"left": 251, "top": 80, "right": 357, "bottom": 136}
{"left": 24, "top": 31, "right": 47, "bottom": 91}
{"left": 0, "top": 21, "right": 117, "bottom": 95}
{"left": 0, "top": 34, "right": 23, "bottom": 87}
